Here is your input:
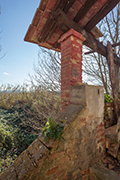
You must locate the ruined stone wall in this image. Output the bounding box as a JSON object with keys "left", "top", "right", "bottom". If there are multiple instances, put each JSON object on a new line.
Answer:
{"left": 0, "top": 84, "right": 106, "bottom": 180}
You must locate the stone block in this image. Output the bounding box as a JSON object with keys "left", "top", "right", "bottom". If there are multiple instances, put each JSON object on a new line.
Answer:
{"left": 27, "top": 138, "right": 47, "bottom": 164}
{"left": 13, "top": 150, "right": 35, "bottom": 180}
{"left": 105, "top": 125, "right": 119, "bottom": 135}
{"left": 0, "top": 165, "right": 17, "bottom": 180}
{"left": 105, "top": 134, "right": 118, "bottom": 144}
{"left": 117, "top": 150, "right": 120, "bottom": 162}
{"left": 118, "top": 131, "right": 120, "bottom": 142}
{"left": 107, "top": 142, "right": 119, "bottom": 158}
{"left": 90, "top": 166, "right": 120, "bottom": 180}
{"left": 57, "top": 104, "right": 83, "bottom": 123}
{"left": 108, "top": 164, "right": 115, "bottom": 170}
{"left": 106, "top": 137, "right": 110, "bottom": 149}
{"left": 70, "top": 85, "right": 86, "bottom": 105}
{"left": 46, "top": 166, "right": 58, "bottom": 176}
{"left": 70, "top": 84, "right": 104, "bottom": 119}
{"left": 86, "top": 85, "right": 104, "bottom": 118}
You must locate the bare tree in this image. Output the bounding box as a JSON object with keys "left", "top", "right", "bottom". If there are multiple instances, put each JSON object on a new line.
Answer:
{"left": 83, "top": 52, "right": 111, "bottom": 94}
{"left": 83, "top": 3, "right": 120, "bottom": 95}
{"left": 28, "top": 48, "right": 61, "bottom": 92}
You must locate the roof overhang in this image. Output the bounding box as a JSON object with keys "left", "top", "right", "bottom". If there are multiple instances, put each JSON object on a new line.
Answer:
{"left": 24, "top": 0, "right": 119, "bottom": 51}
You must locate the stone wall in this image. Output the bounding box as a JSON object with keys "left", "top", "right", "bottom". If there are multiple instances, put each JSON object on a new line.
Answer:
{"left": 0, "top": 84, "right": 106, "bottom": 180}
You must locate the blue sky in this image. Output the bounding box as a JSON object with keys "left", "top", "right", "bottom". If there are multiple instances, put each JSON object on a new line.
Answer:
{"left": 0, "top": 0, "right": 40, "bottom": 85}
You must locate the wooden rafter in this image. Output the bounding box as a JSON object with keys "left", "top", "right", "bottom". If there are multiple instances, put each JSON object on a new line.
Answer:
{"left": 85, "top": 0, "right": 120, "bottom": 32}
{"left": 38, "top": 0, "right": 66, "bottom": 42}
{"left": 85, "top": 41, "right": 120, "bottom": 55}
{"left": 45, "top": 0, "right": 76, "bottom": 42}
{"left": 38, "top": 0, "right": 76, "bottom": 43}
{"left": 63, "top": 0, "right": 76, "bottom": 13}
{"left": 73, "top": 0, "right": 98, "bottom": 23}
{"left": 52, "top": 9, "right": 120, "bottom": 66}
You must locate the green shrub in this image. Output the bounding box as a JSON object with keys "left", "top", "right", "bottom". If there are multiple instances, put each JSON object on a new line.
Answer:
{"left": 0, "top": 84, "right": 61, "bottom": 174}
{"left": 0, "top": 156, "right": 16, "bottom": 173}
{"left": 0, "top": 109, "right": 37, "bottom": 174}
{"left": 104, "top": 93, "right": 113, "bottom": 103}
{"left": 41, "top": 117, "right": 64, "bottom": 141}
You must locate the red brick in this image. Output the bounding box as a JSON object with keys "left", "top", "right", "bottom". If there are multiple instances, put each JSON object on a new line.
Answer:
{"left": 72, "top": 168, "right": 81, "bottom": 177}
{"left": 46, "top": 0, "right": 57, "bottom": 11}
{"left": 59, "top": 29, "right": 86, "bottom": 111}
{"left": 96, "top": 131, "right": 105, "bottom": 139}
{"left": 79, "top": 118, "right": 86, "bottom": 122}
{"left": 66, "top": 149, "right": 74, "bottom": 155}
{"left": 67, "top": 7, "right": 77, "bottom": 19}
{"left": 42, "top": 8, "right": 50, "bottom": 19}
{"left": 62, "top": 175, "right": 69, "bottom": 180}
{"left": 97, "top": 138, "right": 105, "bottom": 143}
{"left": 100, "top": 0, "right": 108, "bottom": 6}
{"left": 46, "top": 166, "right": 58, "bottom": 176}
{"left": 79, "top": 0, "right": 86, "bottom": 5}
{"left": 81, "top": 168, "right": 89, "bottom": 176}
{"left": 82, "top": 175, "right": 89, "bottom": 180}
{"left": 72, "top": 0, "right": 82, "bottom": 10}
{"left": 49, "top": 151, "right": 65, "bottom": 160}
{"left": 85, "top": 1, "right": 102, "bottom": 21}
{"left": 54, "top": 170, "right": 65, "bottom": 178}
{"left": 97, "top": 122, "right": 104, "bottom": 128}
{"left": 59, "top": 156, "right": 69, "bottom": 165}
{"left": 58, "top": 29, "right": 85, "bottom": 43}
{"left": 97, "top": 128, "right": 105, "bottom": 134}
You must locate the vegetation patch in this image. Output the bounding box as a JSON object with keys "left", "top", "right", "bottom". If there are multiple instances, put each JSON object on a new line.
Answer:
{"left": 42, "top": 117, "right": 64, "bottom": 141}
{"left": 104, "top": 94, "right": 113, "bottom": 103}
{"left": 0, "top": 84, "right": 61, "bottom": 174}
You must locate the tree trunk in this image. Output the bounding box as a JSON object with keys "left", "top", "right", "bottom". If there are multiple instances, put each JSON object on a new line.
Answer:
{"left": 107, "top": 41, "right": 118, "bottom": 124}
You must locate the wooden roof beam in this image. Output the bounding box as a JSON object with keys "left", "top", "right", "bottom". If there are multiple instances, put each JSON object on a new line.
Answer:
{"left": 73, "top": 0, "right": 98, "bottom": 23}
{"left": 44, "top": 0, "right": 76, "bottom": 42}
{"left": 85, "top": 0, "right": 120, "bottom": 32}
{"left": 52, "top": 9, "right": 120, "bottom": 66}
{"left": 38, "top": 0, "right": 76, "bottom": 43}
{"left": 85, "top": 41, "right": 120, "bottom": 55}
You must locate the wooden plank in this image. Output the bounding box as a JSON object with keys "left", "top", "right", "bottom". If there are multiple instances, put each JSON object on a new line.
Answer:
{"left": 107, "top": 41, "right": 118, "bottom": 123}
{"left": 38, "top": 0, "right": 76, "bottom": 43}
{"left": 85, "top": 0, "right": 120, "bottom": 32}
{"left": 38, "top": 0, "right": 71, "bottom": 43}
{"left": 38, "top": 0, "right": 63, "bottom": 42}
{"left": 45, "top": 24, "right": 57, "bottom": 42}
{"left": 52, "top": 9, "right": 120, "bottom": 66}
{"left": 63, "top": 0, "right": 76, "bottom": 13}
{"left": 32, "top": 9, "right": 43, "bottom": 27}
{"left": 38, "top": 18, "right": 55, "bottom": 42}
{"left": 91, "top": 26, "right": 103, "bottom": 38}
{"left": 39, "top": 0, "right": 49, "bottom": 11}
{"left": 73, "top": 0, "right": 98, "bottom": 23}
{"left": 85, "top": 41, "right": 120, "bottom": 55}
{"left": 45, "top": 0, "right": 76, "bottom": 42}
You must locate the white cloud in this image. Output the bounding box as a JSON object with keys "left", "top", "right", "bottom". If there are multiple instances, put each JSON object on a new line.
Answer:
{"left": 4, "top": 72, "right": 9, "bottom": 75}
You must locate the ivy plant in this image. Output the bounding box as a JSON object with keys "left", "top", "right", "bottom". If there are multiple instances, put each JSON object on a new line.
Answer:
{"left": 104, "top": 93, "right": 113, "bottom": 103}
{"left": 41, "top": 117, "right": 64, "bottom": 141}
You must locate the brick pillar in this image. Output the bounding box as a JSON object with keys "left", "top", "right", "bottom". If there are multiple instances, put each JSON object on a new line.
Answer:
{"left": 58, "top": 29, "right": 86, "bottom": 111}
